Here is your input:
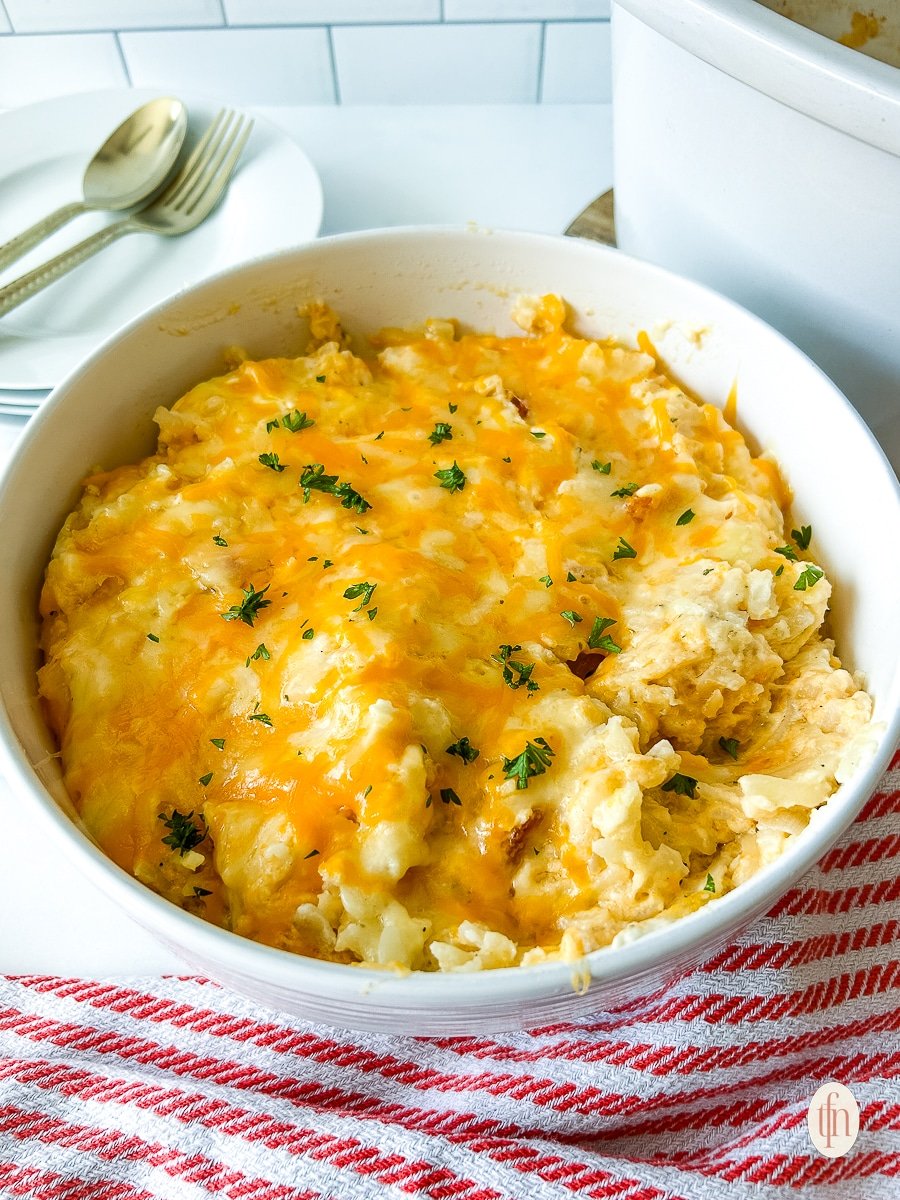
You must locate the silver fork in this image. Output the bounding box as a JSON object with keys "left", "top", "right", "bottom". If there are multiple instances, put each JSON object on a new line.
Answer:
{"left": 0, "top": 109, "right": 254, "bottom": 319}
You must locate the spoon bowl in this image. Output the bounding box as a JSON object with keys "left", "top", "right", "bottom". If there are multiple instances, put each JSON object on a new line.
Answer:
{"left": 82, "top": 96, "right": 188, "bottom": 211}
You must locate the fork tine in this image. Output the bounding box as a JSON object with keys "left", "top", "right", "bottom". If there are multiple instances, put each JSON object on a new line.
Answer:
{"left": 158, "top": 108, "right": 231, "bottom": 207}
{"left": 176, "top": 114, "right": 248, "bottom": 215}
{"left": 185, "top": 119, "right": 254, "bottom": 224}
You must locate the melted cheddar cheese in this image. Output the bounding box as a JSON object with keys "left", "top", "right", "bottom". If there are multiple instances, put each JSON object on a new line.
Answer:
{"left": 38, "top": 296, "right": 873, "bottom": 971}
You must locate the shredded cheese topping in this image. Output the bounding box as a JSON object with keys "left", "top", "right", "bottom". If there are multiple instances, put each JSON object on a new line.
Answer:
{"left": 38, "top": 296, "right": 873, "bottom": 971}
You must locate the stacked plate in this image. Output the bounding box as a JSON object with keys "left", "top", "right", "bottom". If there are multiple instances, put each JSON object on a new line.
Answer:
{"left": 0, "top": 88, "right": 324, "bottom": 416}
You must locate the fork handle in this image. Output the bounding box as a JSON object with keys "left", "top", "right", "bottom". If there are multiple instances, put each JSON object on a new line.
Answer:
{"left": 0, "top": 201, "right": 91, "bottom": 275}
{"left": 0, "top": 217, "right": 140, "bottom": 319}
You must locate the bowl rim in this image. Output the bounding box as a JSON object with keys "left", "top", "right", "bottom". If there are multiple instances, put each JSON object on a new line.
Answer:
{"left": 1, "top": 224, "right": 898, "bottom": 1009}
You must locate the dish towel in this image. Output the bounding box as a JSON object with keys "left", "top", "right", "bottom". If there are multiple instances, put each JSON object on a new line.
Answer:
{"left": 1, "top": 753, "right": 897, "bottom": 1200}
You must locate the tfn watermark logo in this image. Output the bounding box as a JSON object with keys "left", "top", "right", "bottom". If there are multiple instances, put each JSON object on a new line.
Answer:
{"left": 808, "top": 1082, "right": 860, "bottom": 1158}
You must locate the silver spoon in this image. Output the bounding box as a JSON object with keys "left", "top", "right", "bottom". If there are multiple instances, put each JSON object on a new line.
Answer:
{"left": 0, "top": 96, "right": 188, "bottom": 275}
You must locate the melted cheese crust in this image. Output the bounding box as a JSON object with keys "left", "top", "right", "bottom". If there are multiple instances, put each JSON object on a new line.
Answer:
{"left": 39, "top": 297, "right": 873, "bottom": 971}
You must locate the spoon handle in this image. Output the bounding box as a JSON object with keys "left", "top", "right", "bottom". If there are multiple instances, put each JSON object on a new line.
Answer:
{"left": 0, "top": 218, "right": 140, "bottom": 318}
{"left": 0, "top": 201, "right": 90, "bottom": 275}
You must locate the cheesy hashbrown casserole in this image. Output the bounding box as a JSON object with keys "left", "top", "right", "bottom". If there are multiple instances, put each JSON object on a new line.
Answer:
{"left": 38, "top": 296, "right": 873, "bottom": 972}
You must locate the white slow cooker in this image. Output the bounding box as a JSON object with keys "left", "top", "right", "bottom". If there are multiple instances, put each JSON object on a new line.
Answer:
{"left": 611, "top": 0, "right": 900, "bottom": 468}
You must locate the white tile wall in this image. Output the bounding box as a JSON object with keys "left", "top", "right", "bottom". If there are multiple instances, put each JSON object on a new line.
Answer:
{"left": 542, "top": 19, "right": 611, "bottom": 102}
{"left": 0, "top": 4, "right": 612, "bottom": 106}
{"left": 224, "top": 1, "right": 441, "bottom": 24}
{"left": 0, "top": 33, "right": 126, "bottom": 106}
{"left": 333, "top": 22, "right": 542, "bottom": 103}
{"left": 445, "top": 0, "right": 609, "bottom": 18}
{"left": 4, "top": 0, "right": 223, "bottom": 33}
{"left": 120, "top": 27, "right": 336, "bottom": 105}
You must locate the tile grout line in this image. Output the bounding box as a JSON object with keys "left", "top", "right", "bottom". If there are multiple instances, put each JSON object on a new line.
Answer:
{"left": 217, "top": 0, "right": 227, "bottom": 25}
{"left": 326, "top": 24, "right": 341, "bottom": 106}
{"left": 0, "top": 0, "right": 11, "bottom": 33}
{"left": 113, "top": 31, "right": 133, "bottom": 86}
{"left": 535, "top": 20, "right": 546, "bottom": 104}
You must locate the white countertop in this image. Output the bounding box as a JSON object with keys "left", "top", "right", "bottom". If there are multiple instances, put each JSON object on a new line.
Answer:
{"left": 0, "top": 102, "right": 613, "bottom": 974}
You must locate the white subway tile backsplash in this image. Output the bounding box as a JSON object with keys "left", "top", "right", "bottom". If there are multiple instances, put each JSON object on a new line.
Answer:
{"left": 0, "top": 32, "right": 126, "bottom": 105}
{"left": 120, "top": 27, "right": 336, "bottom": 105}
{"left": 333, "top": 22, "right": 541, "bottom": 103}
{"left": 4, "top": 0, "right": 224, "bottom": 33}
{"left": 224, "top": 0, "right": 440, "bottom": 25}
{"left": 541, "top": 19, "right": 610, "bottom": 102}
{"left": 445, "top": 0, "right": 609, "bottom": 18}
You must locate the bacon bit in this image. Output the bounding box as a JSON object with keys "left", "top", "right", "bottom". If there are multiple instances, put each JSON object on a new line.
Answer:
{"left": 505, "top": 810, "right": 543, "bottom": 865}
{"left": 566, "top": 650, "right": 605, "bottom": 681}
{"left": 510, "top": 393, "right": 529, "bottom": 420}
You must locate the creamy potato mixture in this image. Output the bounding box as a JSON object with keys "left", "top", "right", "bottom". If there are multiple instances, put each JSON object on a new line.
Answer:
{"left": 38, "top": 296, "right": 872, "bottom": 972}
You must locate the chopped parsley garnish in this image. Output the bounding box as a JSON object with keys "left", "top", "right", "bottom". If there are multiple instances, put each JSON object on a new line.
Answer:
{"left": 531, "top": 430, "right": 546, "bottom": 440}
{"left": 434, "top": 461, "right": 467, "bottom": 493}
{"left": 367, "top": 607, "right": 378, "bottom": 620}
{"left": 146, "top": 633, "right": 159, "bottom": 643}
{"left": 440, "top": 787, "right": 462, "bottom": 807}
{"left": 246, "top": 643, "right": 270, "bottom": 666}
{"left": 794, "top": 564, "right": 824, "bottom": 591}
{"left": 775, "top": 564, "right": 785, "bottom": 577}
{"left": 159, "top": 809, "right": 206, "bottom": 856}
{"left": 719, "top": 737, "right": 739, "bottom": 759}
{"left": 587, "top": 616, "right": 621, "bottom": 654}
{"left": 360, "top": 454, "right": 368, "bottom": 465}
{"left": 302, "top": 628, "right": 315, "bottom": 640}
{"left": 282, "top": 410, "right": 314, "bottom": 433}
{"left": 503, "top": 737, "right": 555, "bottom": 791}
{"left": 792, "top": 524, "right": 812, "bottom": 551}
{"left": 662, "top": 773, "right": 698, "bottom": 798}
{"left": 221, "top": 583, "right": 271, "bottom": 627}
{"left": 492, "top": 644, "right": 539, "bottom": 692}
{"left": 198, "top": 772, "right": 213, "bottom": 787}
{"left": 502, "top": 456, "right": 512, "bottom": 464}
{"left": 322, "top": 559, "right": 333, "bottom": 569}
{"left": 775, "top": 544, "right": 798, "bottom": 561}
{"left": 248, "top": 703, "right": 273, "bottom": 727}
{"left": 676, "top": 509, "right": 695, "bottom": 526}
{"left": 539, "top": 575, "right": 553, "bottom": 588}
{"left": 343, "top": 581, "right": 377, "bottom": 611}
{"left": 212, "top": 535, "right": 228, "bottom": 547}
{"left": 561, "top": 610, "right": 583, "bottom": 626}
{"left": 428, "top": 422, "right": 453, "bottom": 445}
{"left": 704, "top": 873, "right": 716, "bottom": 893}
{"left": 363, "top": 784, "right": 372, "bottom": 797}
{"left": 613, "top": 537, "right": 637, "bottom": 561}
{"left": 592, "top": 460, "right": 611, "bottom": 474}
{"left": 446, "top": 737, "right": 480, "bottom": 765}
{"left": 304, "top": 849, "right": 320, "bottom": 859}
{"left": 193, "top": 887, "right": 212, "bottom": 897}
{"left": 355, "top": 526, "right": 370, "bottom": 535}
{"left": 611, "top": 482, "right": 639, "bottom": 498}
{"left": 210, "top": 738, "right": 225, "bottom": 751}
{"left": 374, "top": 431, "right": 385, "bottom": 440}
{"left": 449, "top": 402, "right": 458, "bottom": 414}
{"left": 258, "top": 452, "right": 286, "bottom": 473}
{"left": 566, "top": 571, "right": 576, "bottom": 582}
{"left": 315, "top": 375, "right": 326, "bottom": 383}
{"left": 265, "top": 418, "right": 280, "bottom": 433}
{"left": 299, "top": 463, "right": 372, "bottom": 514}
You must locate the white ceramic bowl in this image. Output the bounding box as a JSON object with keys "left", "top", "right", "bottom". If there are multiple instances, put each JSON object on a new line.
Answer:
{"left": 611, "top": 0, "right": 900, "bottom": 468}
{"left": 1, "top": 228, "right": 898, "bottom": 1034}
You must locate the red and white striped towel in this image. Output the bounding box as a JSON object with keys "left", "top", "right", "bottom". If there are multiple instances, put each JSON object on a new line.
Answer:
{"left": 1, "top": 753, "right": 898, "bottom": 1200}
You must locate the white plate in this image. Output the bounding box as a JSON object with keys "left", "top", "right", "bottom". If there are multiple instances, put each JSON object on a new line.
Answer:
{"left": 0, "top": 89, "right": 323, "bottom": 393}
